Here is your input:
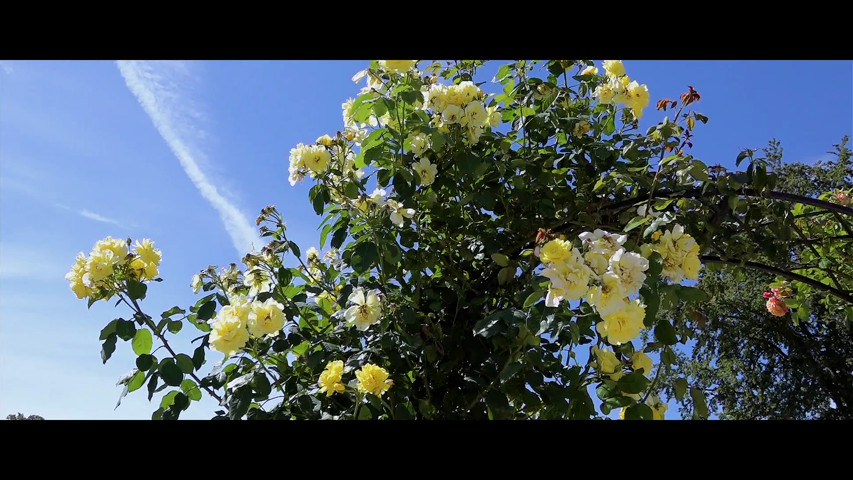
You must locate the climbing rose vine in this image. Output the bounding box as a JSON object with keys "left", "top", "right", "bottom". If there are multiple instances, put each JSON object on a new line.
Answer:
{"left": 70, "top": 60, "right": 853, "bottom": 420}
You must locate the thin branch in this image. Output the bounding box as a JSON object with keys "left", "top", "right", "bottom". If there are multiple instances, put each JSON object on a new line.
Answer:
{"left": 700, "top": 255, "right": 853, "bottom": 305}
{"left": 124, "top": 295, "right": 223, "bottom": 403}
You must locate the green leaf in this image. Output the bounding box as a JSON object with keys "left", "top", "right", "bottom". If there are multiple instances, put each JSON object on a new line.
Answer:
{"left": 160, "top": 360, "right": 184, "bottom": 386}
{"left": 127, "top": 370, "right": 145, "bottom": 393}
{"left": 160, "top": 390, "right": 179, "bottom": 410}
{"left": 101, "top": 333, "right": 117, "bottom": 364}
{"left": 673, "top": 377, "right": 688, "bottom": 401}
{"left": 357, "top": 403, "right": 373, "bottom": 420}
{"left": 654, "top": 320, "right": 677, "bottom": 345}
{"left": 458, "top": 153, "right": 485, "bottom": 176}
{"left": 252, "top": 373, "right": 272, "bottom": 398}
{"left": 350, "top": 241, "right": 378, "bottom": 274}
{"left": 161, "top": 306, "right": 186, "bottom": 318}
{"left": 180, "top": 379, "right": 202, "bottom": 401}
{"left": 691, "top": 387, "right": 709, "bottom": 419}
{"left": 617, "top": 372, "right": 650, "bottom": 394}
{"left": 196, "top": 301, "right": 216, "bottom": 321}
{"left": 126, "top": 279, "right": 147, "bottom": 301}
{"left": 641, "top": 285, "right": 660, "bottom": 328}
{"left": 500, "top": 362, "right": 523, "bottom": 384}
{"left": 624, "top": 403, "right": 653, "bottom": 420}
{"left": 289, "top": 241, "right": 301, "bottom": 260}
{"left": 660, "top": 348, "right": 677, "bottom": 366}
{"left": 147, "top": 373, "right": 159, "bottom": 401}
{"left": 115, "top": 319, "right": 137, "bottom": 341}
{"left": 331, "top": 226, "right": 348, "bottom": 250}
{"left": 312, "top": 188, "right": 326, "bottom": 215}
{"left": 523, "top": 289, "right": 544, "bottom": 309}
{"left": 624, "top": 215, "right": 651, "bottom": 232}
{"left": 167, "top": 320, "right": 183, "bottom": 334}
{"left": 192, "top": 345, "right": 206, "bottom": 370}
{"left": 136, "top": 354, "right": 154, "bottom": 371}
{"left": 99, "top": 320, "right": 118, "bottom": 340}
{"left": 175, "top": 354, "right": 195, "bottom": 374}
{"left": 646, "top": 252, "right": 663, "bottom": 278}
{"left": 131, "top": 328, "right": 153, "bottom": 355}
{"left": 676, "top": 286, "right": 709, "bottom": 303}
{"left": 498, "top": 266, "right": 515, "bottom": 285}
{"left": 491, "top": 253, "right": 510, "bottom": 267}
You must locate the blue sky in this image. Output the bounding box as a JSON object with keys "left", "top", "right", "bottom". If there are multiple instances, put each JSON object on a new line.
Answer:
{"left": 0, "top": 60, "right": 850, "bottom": 419}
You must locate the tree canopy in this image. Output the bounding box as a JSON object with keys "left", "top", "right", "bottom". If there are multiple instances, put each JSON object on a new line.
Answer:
{"left": 665, "top": 138, "right": 853, "bottom": 419}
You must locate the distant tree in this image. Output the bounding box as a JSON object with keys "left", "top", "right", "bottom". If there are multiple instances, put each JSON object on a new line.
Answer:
{"left": 6, "top": 413, "right": 45, "bottom": 420}
{"left": 664, "top": 138, "right": 853, "bottom": 419}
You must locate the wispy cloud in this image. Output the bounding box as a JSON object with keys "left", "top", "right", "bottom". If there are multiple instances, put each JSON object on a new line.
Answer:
{"left": 0, "top": 243, "right": 68, "bottom": 281}
{"left": 116, "top": 61, "right": 262, "bottom": 257}
{"left": 79, "top": 209, "right": 126, "bottom": 228}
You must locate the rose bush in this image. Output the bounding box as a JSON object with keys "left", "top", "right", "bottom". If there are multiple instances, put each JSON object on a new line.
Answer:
{"left": 69, "top": 60, "right": 853, "bottom": 420}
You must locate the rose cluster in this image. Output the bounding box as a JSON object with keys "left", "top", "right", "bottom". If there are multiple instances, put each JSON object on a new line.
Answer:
{"left": 66, "top": 236, "right": 162, "bottom": 300}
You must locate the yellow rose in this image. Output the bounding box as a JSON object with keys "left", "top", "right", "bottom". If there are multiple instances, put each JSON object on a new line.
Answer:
{"left": 592, "top": 345, "right": 623, "bottom": 381}
{"left": 412, "top": 158, "right": 438, "bottom": 187}
{"left": 318, "top": 360, "right": 346, "bottom": 397}
{"left": 464, "top": 101, "right": 487, "bottom": 126}
{"left": 682, "top": 253, "right": 702, "bottom": 280}
{"left": 66, "top": 252, "right": 93, "bottom": 299}
{"left": 597, "top": 299, "right": 646, "bottom": 345}
{"left": 631, "top": 350, "right": 653, "bottom": 378}
{"left": 209, "top": 313, "right": 249, "bottom": 356}
{"left": 581, "top": 66, "right": 598, "bottom": 76}
{"left": 247, "top": 298, "right": 285, "bottom": 338}
{"left": 356, "top": 363, "right": 393, "bottom": 397}
{"left": 316, "top": 134, "right": 334, "bottom": 147}
{"left": 539, "top": 239, "right": 573, "bottom": 264}
{"left": 305, "top": 146, "right": 332, "bottom": 173}
{"left": 94, "top": 236, "right": 128, "bottom": 260}
{"left": 603, "top": 60, "right": 625, "bottom": 78}
{"left": 585, "top": 273, "right": 628, "bottom": 317}
{"left": 593, "top": 83, "right": 615, "bottom": 105}
{"left": 378, "top": 60, "right": 417, "bottom": 73}
{"left": 624, "top": 81, "right": 649, "bottom": 119}
{"left": 85, "top": 248, "right": 118, "bottom": 284}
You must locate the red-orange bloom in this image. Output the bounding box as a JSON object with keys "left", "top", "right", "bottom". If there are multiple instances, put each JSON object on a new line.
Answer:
{"left": 766, "top": 297, "right": 788, "bottom": 317}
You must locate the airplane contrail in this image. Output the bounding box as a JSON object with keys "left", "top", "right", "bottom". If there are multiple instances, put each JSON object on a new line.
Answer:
{"left": 116, "top": 61, "right": 262, "bottom": 257}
